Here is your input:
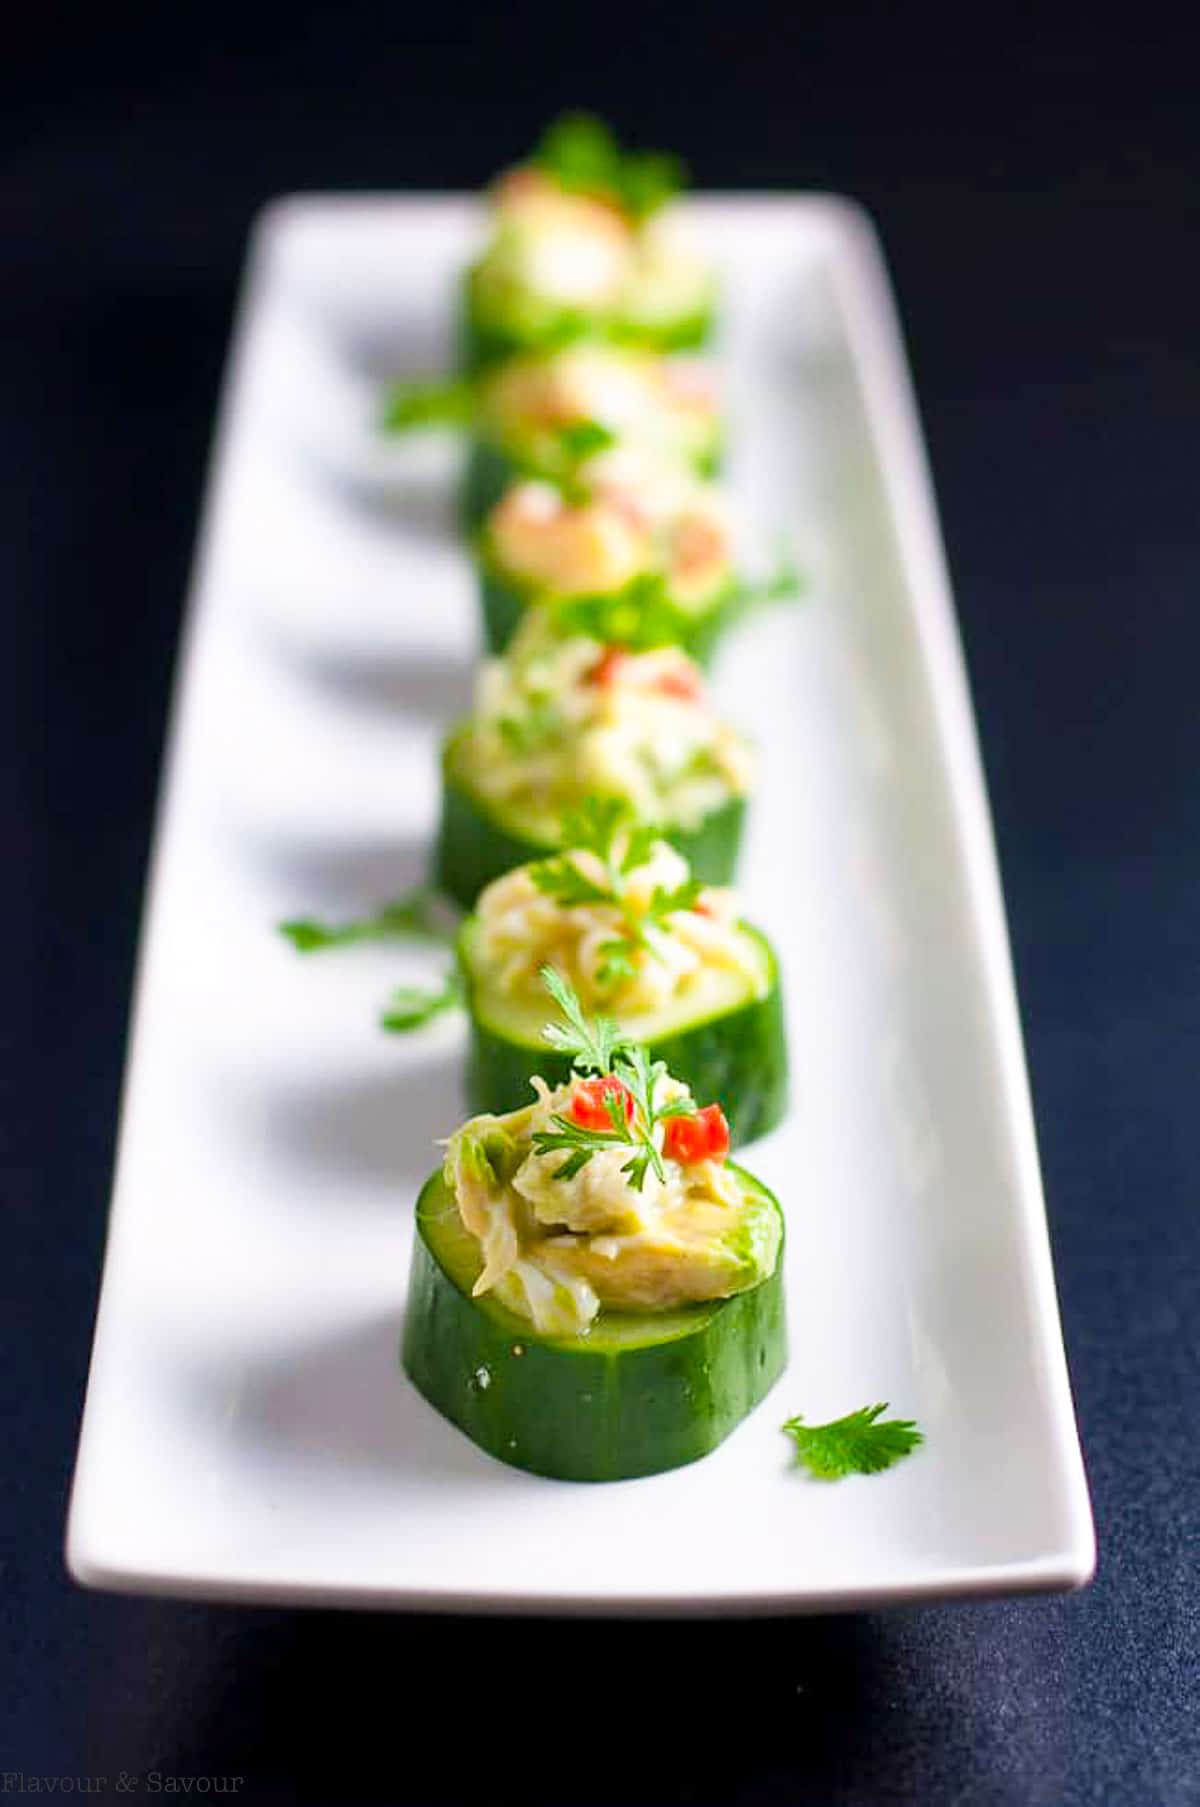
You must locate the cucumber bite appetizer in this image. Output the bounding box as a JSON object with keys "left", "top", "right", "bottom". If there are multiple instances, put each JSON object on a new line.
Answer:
{"left": 477, "top": 452, "right": 737, "bottom": 659}
{"left": 464, "top": 344, "right": 721, "bottom": 527}
{"left": 435, "top": 610, "right": 755, "bottom": 907}
{"left": 384, "top": 344, "right": 721, "bottom": 532}
{"left": 461, "top": 114, "right": 716, "bottom": 371}
{"left": 459, "top": 802, "right": 787, "bottom": 1144}
{"left": 403, "top": 972, "right": 786, "bottom": 1480}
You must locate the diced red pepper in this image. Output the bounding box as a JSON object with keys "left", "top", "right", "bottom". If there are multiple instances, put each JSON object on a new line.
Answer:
{"left": 663, "top": 1103, "right": 731, "bottom": 1165}
{"left": 691, "top": 895, "right": 714, "bottom": 917}
{"left": 588, "top": 647, "right": 628, "bottom": 687}
{"left": 570, "top": 1075, "right": 634, "bottom": 1130}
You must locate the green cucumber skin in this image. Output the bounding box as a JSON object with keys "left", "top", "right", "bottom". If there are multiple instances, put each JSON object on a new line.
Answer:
{"left": 459, "top": 276, "right": 716, "bottom": 374}
{"left": 478, "top": 567, "right": 527, "bottom": 655}
{"left": 459, "top": 441, "right": 515, "bottom": 533}
{"left": 433, "top": 752, "right": 747, "bottom": 908}
{"left": 402, "top": 1168, "right": 787, "bottom": 1482}
{"left": 476, "top": 564, "right": 733, "bottom": 665}
{"left": 459, "top": 925, "right": 788, "bottom": 1147}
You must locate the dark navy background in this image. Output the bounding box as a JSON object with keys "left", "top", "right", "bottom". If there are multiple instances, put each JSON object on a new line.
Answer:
{"left": 7, "top": 3, "right": 1198, "bottom": 1801}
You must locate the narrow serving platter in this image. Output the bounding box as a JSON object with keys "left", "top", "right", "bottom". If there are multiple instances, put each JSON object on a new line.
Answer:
{"left": 66, "top": 197, "right": 1095, "bottom": 1612}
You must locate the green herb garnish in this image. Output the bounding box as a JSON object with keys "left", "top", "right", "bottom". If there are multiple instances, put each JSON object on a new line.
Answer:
{"left": 532, "top": 969, "right": 692, "bottom": 1189}
{"left": 529, "top": 802, "right": 701, "bottom": 988}
{"left": 531, "top": 113, "right": 685, "bottom": 222}
{"left": 539, "top": 963, "right": 628, "bottom": 1075}
{"left": 380, "top": 967, "right": 465, "bottom": 1032}
{"left": 279, "top": 887, "right": 451, "bottom": 953}
{"left": 725, "top": 555, "right": 805, "bottom": 624}
{"left": 550, "top": 573, "right": 695, "bottom": 651}
{"left": 381, "top": 379, "right": 475, "bottom": 433}
{"left": 555, "top": 418, "right": 617, "bottom": 461}
{"left": 782, "top": 1404, "right": 924, "bottom": 1480}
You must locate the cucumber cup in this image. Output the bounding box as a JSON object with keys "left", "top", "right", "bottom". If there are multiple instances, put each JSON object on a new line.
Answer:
{"left": 460, "top": 115, "right": 716, "bottom": 374}
{"left": 458, "top": 915, "right": 787, "bottom": 1148}
{"left": 434, "top": 731, "right": 748, "bottom": 908}
{"left": 402, "top": 975, "right": 786, "bottom": 1482}
{"left": 404, "top": 1163, "right": 785, "bottom": 1481}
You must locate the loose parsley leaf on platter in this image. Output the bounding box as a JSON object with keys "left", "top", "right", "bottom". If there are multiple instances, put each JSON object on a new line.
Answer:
{"left": 381, "top": 379, "right": 475, "bottom": 432}
{"left": 725, "top": 555, "right": 805, "bottom": 626}
{"left": 781, "top": 1404, "right": 924, "bottom": 1480}
{"left": 379, "top": 968, "right": 465, "bottom": 1033}
{"left": 279, "top": 887, "right": 453, "bottom": 953}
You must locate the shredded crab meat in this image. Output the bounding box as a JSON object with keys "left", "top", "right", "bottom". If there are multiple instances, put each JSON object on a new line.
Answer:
{"left": 445, "top": 1078, "right": 753, "bottom": 1336}
{"left": 488, "top": 471, "right": 732, "bottom": 599}
{"left": 464, "top": 618, "right": 755, "bottom": 836}
{"left": 475, "top": 839, "right": 762, "bottom": 1014}
{"left": 482, "top": 347, "right": 717, "bottom": 446}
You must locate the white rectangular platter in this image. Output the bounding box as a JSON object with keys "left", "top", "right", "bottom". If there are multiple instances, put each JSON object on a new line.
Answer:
{"left": 67, "top": 197, "right": 1095, "bottom": 1612}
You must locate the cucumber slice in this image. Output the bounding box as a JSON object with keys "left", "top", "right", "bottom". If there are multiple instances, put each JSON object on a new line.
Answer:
{"left": 403, "top": 1165, "right": 786, "bottom": 1481}
{"left": 476, "top": 561, "right": 735, "bottom": 664}
{"left": 458, "top": 918, "right": 788, "bottom": 1146}
{"left": 433, "top": 732, "right": 747, "bottom": 907}
{"left": 459, "top": 441, "right": 517, "bottom": 533}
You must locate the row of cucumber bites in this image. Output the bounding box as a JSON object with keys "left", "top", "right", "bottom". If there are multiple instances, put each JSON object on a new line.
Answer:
{"left": 291, "top": 117, "right": 792, "bottom": 1481}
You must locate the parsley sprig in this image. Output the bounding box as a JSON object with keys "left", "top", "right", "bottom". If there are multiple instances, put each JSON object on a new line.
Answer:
{"left": 380, "top": 968, "right": 464, "bottom": 1032}
{"left": 532, "top": 967, "right": 691, "bottom": 1189}
{"left": 528, "top": 801, "right": 701, "bottom": 988}
{"left": 532, "top": 113, "right": 685, "bottom": 222}
{"left": 550, "top": 574, "right": 700, "bottom": 651}
{"left": 540, "top": 963, "right": 626, "bottom": 1074}
{"left": 381, "top": 378, "right": 475, "bottom": 434}
{"left": 279, "top": 887, "right": 452, "bottom": 953}
{"left": 782, "top": 1404, "right": 924, "bottom": 1480}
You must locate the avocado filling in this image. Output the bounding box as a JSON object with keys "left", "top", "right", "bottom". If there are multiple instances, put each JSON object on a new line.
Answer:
{"left": 450, "top": 610, "right": 755, "bottom": 842}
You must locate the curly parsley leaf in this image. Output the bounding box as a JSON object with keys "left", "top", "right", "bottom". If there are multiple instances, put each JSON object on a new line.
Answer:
{"left": 382, "top": 379, "right": 475, "bottom": 433}
{"left": 279, "top": 888, "right": 453, "bottom": 953}
{"left": 379, "top": 967, "right": 465, "bottom": 1033}
{"left": 532, "top": 113, "right": 685, "bottom": 221}
{"left": 726, "top": 556, "right": 805, "bottom": 626}
{"left": 539, "top": 964, "right": 629, "bottom": 1074}
{"left": 528, "top": 1110, "right": 630, "bottom": 1181}
{"left": 529, "top": 856, "right": 617, "bottom": 910}
{"left": 618, "top": 823, "right": 662, "bottom": 875}
{"left": 782, "top": 1404, "right": 924, "bottom": 1480}
{"left": 557, "top": 796, "right": 631, "bottom": 861}
{"left": 551, "top": 575, "right": 691, "bottom": 652}
{"left": 556, "top": 419, "right": 617, "bottom": 461}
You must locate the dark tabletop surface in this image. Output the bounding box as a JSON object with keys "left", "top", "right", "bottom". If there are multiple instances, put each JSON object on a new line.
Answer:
{"left": 7, "top": 3, "right": 1199, "bottom": 1801}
